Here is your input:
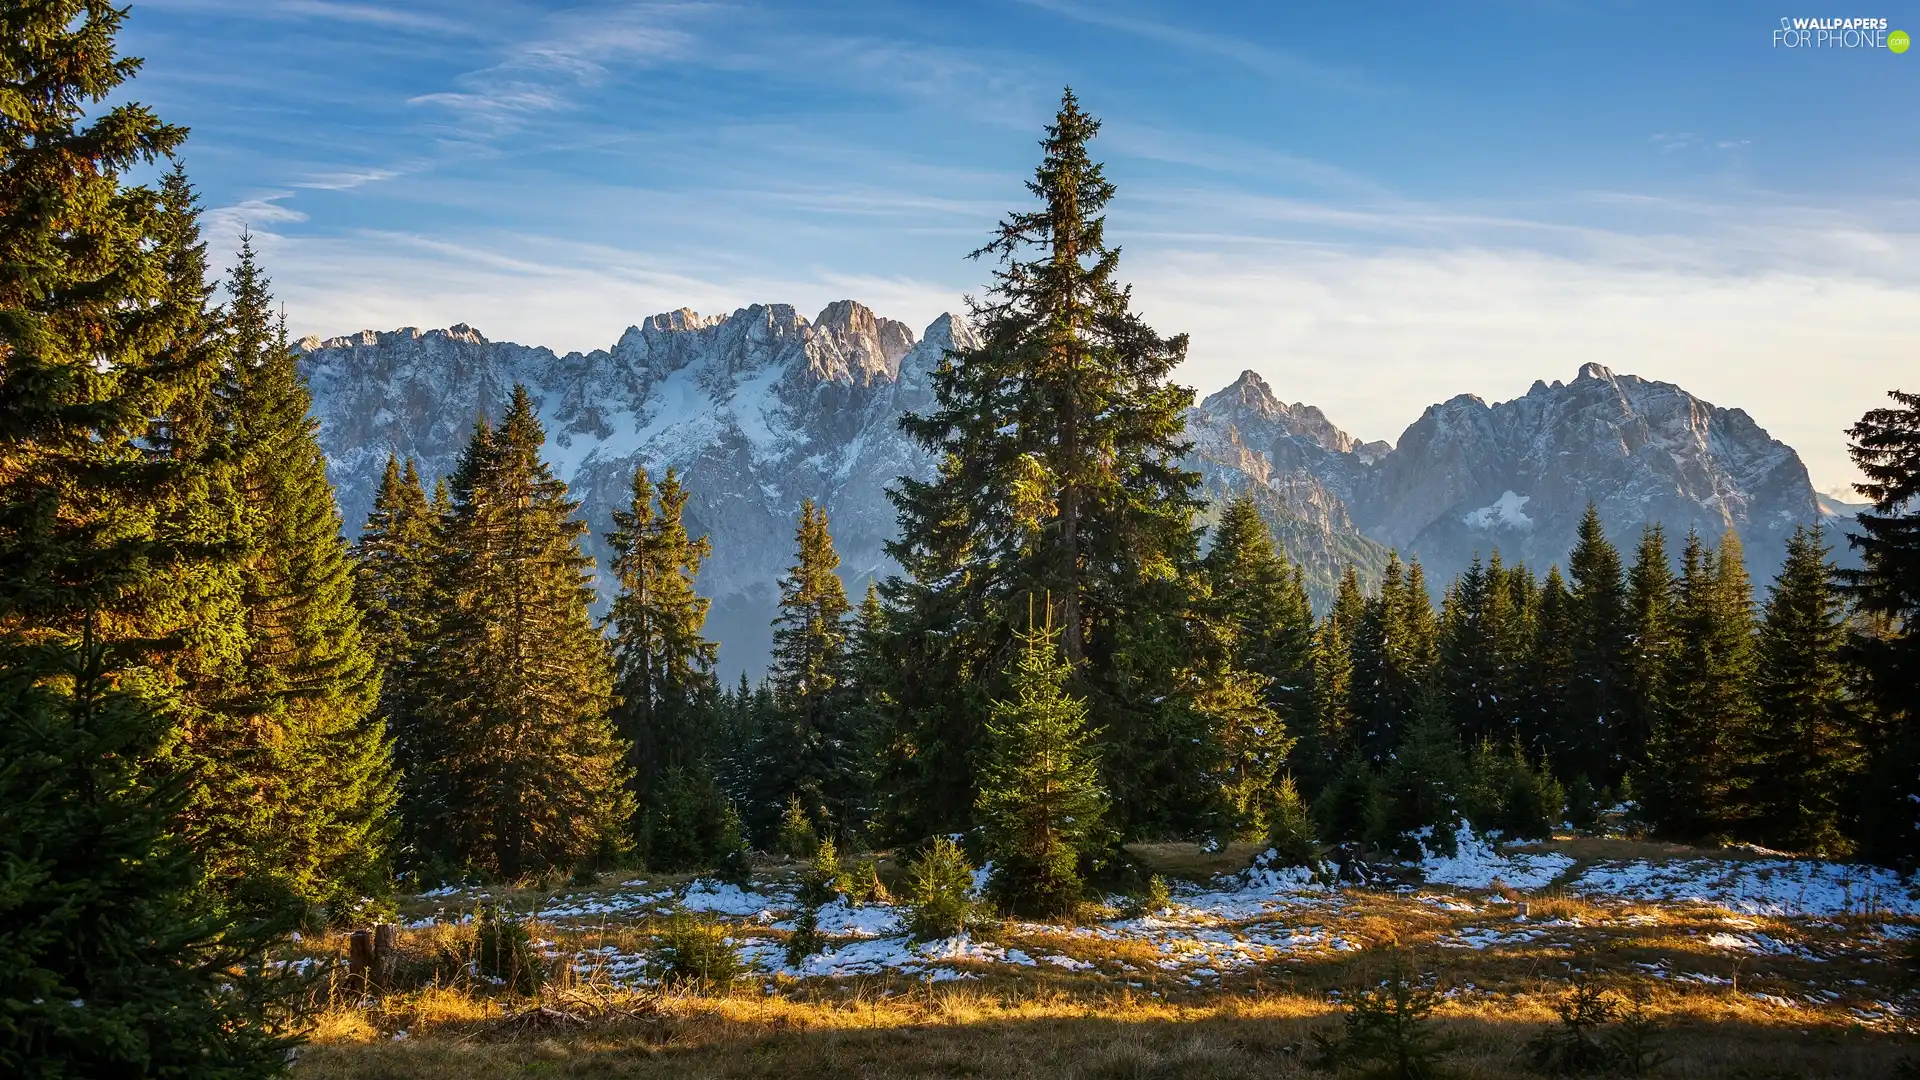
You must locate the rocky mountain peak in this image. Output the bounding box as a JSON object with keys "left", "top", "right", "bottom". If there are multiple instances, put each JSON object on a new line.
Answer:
{"left": 811, "top": 299, "right": 917, "bottom": 383}
{"left": 300, "top": 314, "right": 1823, "bottom": 677}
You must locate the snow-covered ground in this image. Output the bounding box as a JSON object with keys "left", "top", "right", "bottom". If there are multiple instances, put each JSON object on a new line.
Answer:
{"left": 404, "top": 824, "right": 1919, "bottom": 994}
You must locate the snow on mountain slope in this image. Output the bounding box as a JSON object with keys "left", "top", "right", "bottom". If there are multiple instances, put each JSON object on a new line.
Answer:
{"left": 302, "top": 314, "right": 1826, "bottom": 677}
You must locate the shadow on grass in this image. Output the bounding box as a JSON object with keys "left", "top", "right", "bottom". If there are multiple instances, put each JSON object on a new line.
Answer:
{"left": 294, "top": 996, "right": 1914, "bottom": 1080}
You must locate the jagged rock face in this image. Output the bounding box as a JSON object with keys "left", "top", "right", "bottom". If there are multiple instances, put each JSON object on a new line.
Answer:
{"left": 1182, "top": 363, "right": 1823, "bottom": 598}
{"left": 298, "top": 302, "right": 979, "bottom": 677}
{"left": 1183, "top": 371, "right": 1392, "bottom": 596}
{"left": 1357, "top": 363, "right": 1820, "bottom": 586}
{"left": 303, "top": 313, "right": 1823, "bottom": 677}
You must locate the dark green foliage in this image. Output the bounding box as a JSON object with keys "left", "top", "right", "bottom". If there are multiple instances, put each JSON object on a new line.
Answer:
{"left": 1203, "top": 494, "right": 1316, "bottom": 745}
{"left": 1643, "top": 530, "right": 1759, "bottom": 842}
{"left": 977, "top": 603, "right": 1107, "bottom": 916}
{"left": 1841, "top": 389, "right": 1920, "bottom": 866}
{"left": 0, "top": 6, "right": 300, "bottom": 1073}
{"left": 1439, "top": 553, "right": 1519, "bottom": 752}
{"left": 903, "top": 838, "right": 976, "bottom": 941}
{"left": 1314, "top": 756, "right": 1385, "bottom": 847}
{"left": 1564, "top": 506, "right": 1632, "bottom": 784}
{"left": 1376, "top": 712, "right": 1466, "bottom": 857}
{"left": 1620, "top": 525, "right": 1674, "bottom": 776}
{"left": 1266, "top": 774, "right": 1320, "bottom": 868}
{"left": 190, "top": 240, "right": 394, "bottom": 919}
{"left": 1463, "top": 741, "right": 1563, "bottom": 841}
{"left": 1525, "top": 566, "right": 1575, "bottom": 764}
{"left": 768, "top": 499, "right": 859, "bottom": 834}
{"left": 1305, "top": 568, "right": 1366, "bottom": 784}
{"left": 1751, "top": 525, "right": 1862, "bottom": 856}
{"left": 1, "top": 638, "right": 298, "bottom": 1079}
{"left": 713, "top": 804, "right": 753, "bottom": 885}
{"left": 413, "top": 388, "right": 632, "bottom": 878}
{"left": 799, "top": 837, "right": 847, "bottom": 906}
{"left": 476, "top": 907, "right": 543, "bottom": 996}
{"left": 352, "top": 458, "right": 439, "bottom": 867}
{"left": 885, "top": 90, "right": 1213, "bottom": 840}
{"left": 1349, "top": 554, "right": 1439, "bottom": 764}
{"left": 649, "top": 912, "right": 741, "bottom": 988}
{"left": 643, "top": 766, "right": 737, "bottom": 874}
{"left": 1526, "top": 971, "right": 1620, "bottom": 1075}
{"left": 778, "top": 794, "right": 821, "bottom": 859}
{"left": 1314, "top": 952, "right": 1458, "bottom": 1080}
{"left": 785, "top": 902, "right": 825, "bottom": 966}
{"left": 606, "top": 466, "right": 720, "bottom": 836}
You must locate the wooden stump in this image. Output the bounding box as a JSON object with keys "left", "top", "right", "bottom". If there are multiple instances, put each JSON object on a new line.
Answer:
{"left": 372, "top": 923, "right": 397, "bottom": 989}
{"left": 347, "top": 930, "right": 374, "bottom": 991}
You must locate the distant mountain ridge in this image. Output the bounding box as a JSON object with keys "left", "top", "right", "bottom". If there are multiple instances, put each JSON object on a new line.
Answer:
{"left": 299, "top": 302, "right": 1828, "bottom": 677}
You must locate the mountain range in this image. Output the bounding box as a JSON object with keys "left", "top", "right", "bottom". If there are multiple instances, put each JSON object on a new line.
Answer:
{"left": 298, "top": 301, "right": 1837, "bottom": 678}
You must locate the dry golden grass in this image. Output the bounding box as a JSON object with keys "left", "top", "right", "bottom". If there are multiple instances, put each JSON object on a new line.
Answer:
{"left": 293, "top": 978, "right": 1915, "bottom": 1080}
{"left": 1123, "top": 840, "right": 1268, "bottom": 879}
{"left": 294, "top": 862, "right": 1920, "bottom": 1079}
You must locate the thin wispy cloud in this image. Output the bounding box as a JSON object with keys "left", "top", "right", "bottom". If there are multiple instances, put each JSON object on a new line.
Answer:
{"left": 128, "top": 0, "right": 1913, "bottom": 496}
{"left": 1015, "top": 0, "right": 1382, "bottom": 95}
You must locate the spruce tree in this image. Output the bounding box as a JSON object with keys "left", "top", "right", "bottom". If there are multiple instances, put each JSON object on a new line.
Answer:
{"left": 768, "top": 499, "right": 857, "bottom": 835}
{"left": 1525, "top": 566, "right": 1575, "bottom": 766}
{"left": 0, "top": 1, "right": 294, "bottom": 1070}
{"left": 977, "top": 600, "right": 1107, "bottom": 916}
{"left": 1565, "top": 505, "right": 1631, "bottom": 784}
{"left": 886, "top": 89, "right": 1208, "bottom": 838}
{"left": 1, "top": 636, "right": 296, "bottom": 1079}
{"left": 1348, "top": 553, "right": 1438, "bottom": 763}
{"left": 1439, "top": 553, "right": 1517, "bottom": 750}
{"left": 1643, "top": 530, "right": 1758, "bottom": 841}
{"left": 1305, "top": 567, "right": 1365, "bottom": 784}
{"left": 350, "top": 457, "right": 436, "bottom": 866}
{"left": 1841, "top": 389, "right": 1920, "bottom": 865}
{"left": 1751, "top": 524, "right": 1862, "bottom": 856}
{"left": 416, "top": 387, "right": 631, "bottom": 878}
{"left": 605, "top": 465, "right": 721, "bottom": 844}
{"left": 1620, "top": 525, "right": 1674, "bottom": 777}
{"left": 182, "top": 240, "right": 395, "bottom": 918}
{"left": 1203, "top": 494, "right": 1315, "bottom": 737}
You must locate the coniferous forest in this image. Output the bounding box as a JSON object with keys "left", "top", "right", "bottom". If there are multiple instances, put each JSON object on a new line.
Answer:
{"left": 4, "top": 5, "right": 1920, "bottom": 1077}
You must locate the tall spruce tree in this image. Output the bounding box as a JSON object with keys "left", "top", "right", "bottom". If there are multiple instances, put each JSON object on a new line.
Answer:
{"left": 350, "top": 456, "right": 437, "bottom": 866}
{"left": 1751, "top": 524, "right": 1861, "bottom": 856}
{"left": 1348, "top": 553, "right": 1438, "bottom": 763}
{"left": 1620, "top": 524, "right": 1674, "bottom": 777}
{"left": 1841, "top": 389, "right": 1920, "bottom": 865}
{"left": 1203, "top": 494, "right": 1315, "bottom": 736}
{"left": 1305, "top": 566, "right": 1366, "bottom": 783}
{"left": 1565, "top": 505, "right": 1630, "bottom": 784}
{"left": 189, "top": 240, "right": 394, "bottom": 918}
{"left": 1439, "top": 553, "right": 1516, "bottom": 750}
{"left": 977, "top": 600, "right": 1107, "bottom": 916}
{"left": 1643, "top": 529, "right": 1759, "bottom": 840}
{"left": 2, "top": 636, "right": 297, "bottom": 1079}
{"left": 1525, "top": 566, "right": 1575, "bottom": 767}
{"left": 886, "top": 90, "right": 1212, "bottom": 838}
{"left": 605, "top": 465, "right": 721, "bottom": 848}
{"left": 0, "top": 1, "right": 295, "bottom": 1071}
{"left": 416, "top": 387, "right": 631, "bottom": 878}
{"left": 768, "top": 499, "right": 857, "bottom": 835}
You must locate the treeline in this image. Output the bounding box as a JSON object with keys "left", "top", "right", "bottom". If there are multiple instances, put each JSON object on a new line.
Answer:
{"left": 343, "top": 96, "right": 1919, "bottom": 900}
{"left": 3, "top": 8, "right": 1918, "bottom": 1072}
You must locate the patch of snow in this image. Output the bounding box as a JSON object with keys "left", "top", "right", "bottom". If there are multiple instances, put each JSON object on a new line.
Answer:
{"left": 681, "top": 880, "right": 786, "bottom": 919}
{"left": 1569, "top": 858, "right": 1919, "bottom": 917}
{"left": 1462, "top": 490, "right": 1534, "bottom": 531}
{"left": 1415, "top": 823, "right": 1574, "bottom": 890}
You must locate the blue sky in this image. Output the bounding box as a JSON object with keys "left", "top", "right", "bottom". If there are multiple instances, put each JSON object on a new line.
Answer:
{"left": 123, "top": 1, "right": 1919, "bottom": 495}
